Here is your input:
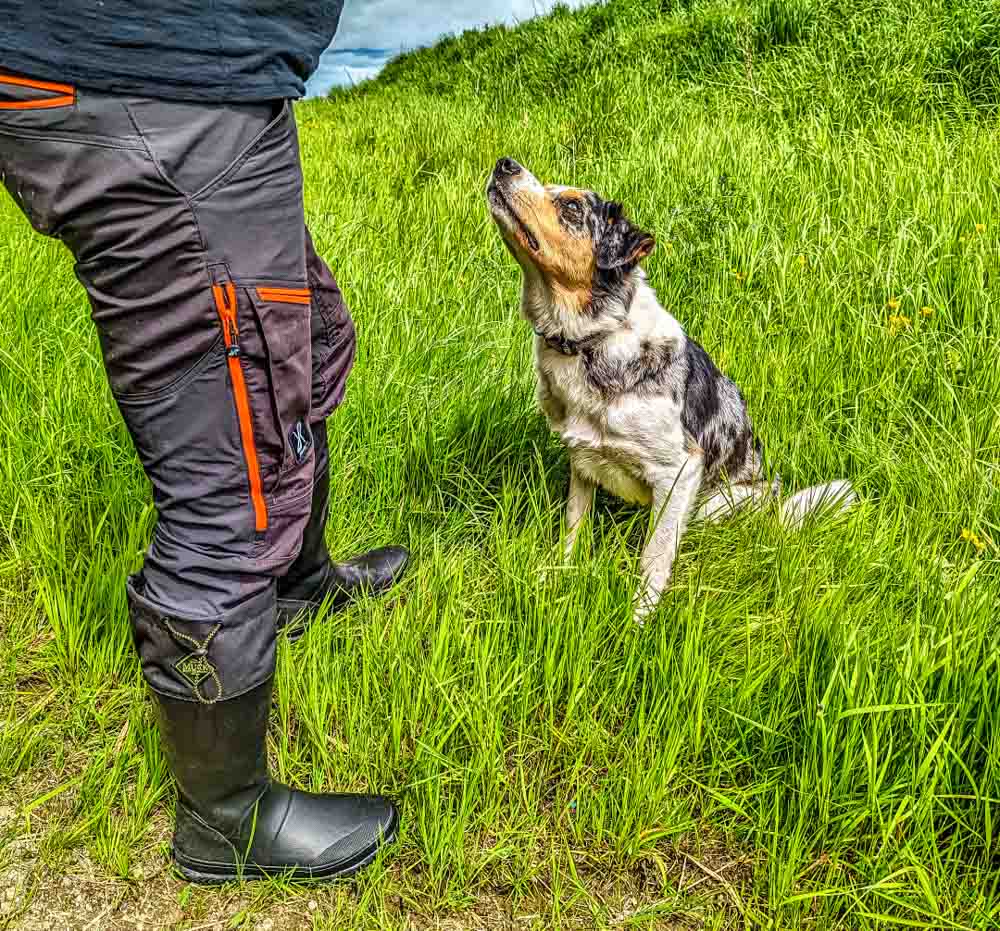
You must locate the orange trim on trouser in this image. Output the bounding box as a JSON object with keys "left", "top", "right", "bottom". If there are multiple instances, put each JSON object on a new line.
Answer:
{"left": 212, "top": 283, "right": 268, "bottom": 533}
{"left": 256, "top": 287, "right": 311, "bottom": 305}
{"left": 0, "top": 73, "right": 75, "bottom": 109}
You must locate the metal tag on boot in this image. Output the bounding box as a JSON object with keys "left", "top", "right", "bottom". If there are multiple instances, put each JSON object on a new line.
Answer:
{"left": 165, "top": 621, "right": 224, "bottom": 704}
{"left": 175, "top": 651, "right": 216, "bottom": 690}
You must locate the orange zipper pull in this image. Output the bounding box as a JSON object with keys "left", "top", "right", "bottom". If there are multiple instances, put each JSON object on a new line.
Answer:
{"left": 213, "top": 283, "right": 243, "bottom": 356}
{"left": 211, "top": 280, "right": 269, "bottom": 534}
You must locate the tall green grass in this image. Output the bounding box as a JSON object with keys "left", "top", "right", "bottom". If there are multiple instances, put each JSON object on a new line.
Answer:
{"left": 1, "top": 0, "right": 998, "bottom": 927}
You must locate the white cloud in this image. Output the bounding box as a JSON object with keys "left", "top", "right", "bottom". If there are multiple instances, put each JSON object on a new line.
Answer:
{"left": 324, "top": 65, "right": 384, "bottom": 87}
{"left": 307, "top": 0, "right": 594, "bottom": 95}
{"left": 310, "top": 47, "right": 388, "bottom": 90}
{"left": 334, "top": 0, "right": 589, "bottom": 52}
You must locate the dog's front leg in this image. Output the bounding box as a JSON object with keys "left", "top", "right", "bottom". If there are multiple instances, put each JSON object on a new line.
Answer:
{"left": 635, "top": 455, "right": 704, "bottom": 624}
{"left": 563, "top": 463, "right": 595, "bottom": 560}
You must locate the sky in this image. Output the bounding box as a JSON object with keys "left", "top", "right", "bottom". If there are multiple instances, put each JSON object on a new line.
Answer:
{"left": 306, "top": 0, "right": 592, "bottom": 96}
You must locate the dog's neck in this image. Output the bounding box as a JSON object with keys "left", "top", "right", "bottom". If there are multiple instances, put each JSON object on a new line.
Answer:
{"left": 520, "top": 268, "right": 653, "bottom": 355}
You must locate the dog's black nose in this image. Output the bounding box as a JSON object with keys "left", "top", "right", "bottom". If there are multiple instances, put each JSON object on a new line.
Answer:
{"left": 495, "top": 157, "right": 521, "bottom": 177}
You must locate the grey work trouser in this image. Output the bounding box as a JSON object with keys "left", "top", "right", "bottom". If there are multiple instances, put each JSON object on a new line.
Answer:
{"left": 0, "top": 74, "right": 356, "bottom": 702}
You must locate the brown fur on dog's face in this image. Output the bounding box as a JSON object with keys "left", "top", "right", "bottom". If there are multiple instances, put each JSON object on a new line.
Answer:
{"left": 486, "top": 157, "right": 655, "bottom": 314}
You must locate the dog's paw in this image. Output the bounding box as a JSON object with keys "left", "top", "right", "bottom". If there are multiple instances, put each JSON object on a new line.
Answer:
{"left": 632, "top": 592, "right": 659, "bottom": 627}
{"left": 538, "top": 538, "right": 577, "bottom": 582}
{"left": 537, "top": 554, "right": 567, "bottom": 586}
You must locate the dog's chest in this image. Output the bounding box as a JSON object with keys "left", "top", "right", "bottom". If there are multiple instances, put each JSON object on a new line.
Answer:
{"left": 536, "top": 349, "right": 685, "bottom": 502}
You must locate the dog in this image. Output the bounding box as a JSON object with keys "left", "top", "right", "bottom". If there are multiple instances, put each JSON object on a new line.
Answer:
{"left": 486, "top": 157, "right": 856, "bottom": 622}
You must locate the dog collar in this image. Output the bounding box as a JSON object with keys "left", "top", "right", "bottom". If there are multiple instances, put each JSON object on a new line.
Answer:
{"left": 533, "top": 326, "right": 604, "bottom": 357}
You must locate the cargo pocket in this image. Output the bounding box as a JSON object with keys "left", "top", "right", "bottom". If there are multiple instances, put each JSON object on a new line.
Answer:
{"left": 305, "top": 232, "right": 357, "bottom": 420}
{"left": 210, "top": 267, "right": 315, "bottom": 571}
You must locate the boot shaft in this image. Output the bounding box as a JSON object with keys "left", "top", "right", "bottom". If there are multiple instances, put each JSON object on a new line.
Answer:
{"left": 152, "top": 683, "right": 272, "bottom": 835}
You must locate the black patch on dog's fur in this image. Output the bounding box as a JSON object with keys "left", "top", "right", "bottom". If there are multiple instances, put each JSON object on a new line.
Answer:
{"left": 588, "top": 200, "right": 654, "bottom": 318}
{"left": 722, "top": 422, "right": 750, "bottom": 478}
{"left": 595, "top": 202, "right": 655, "bottom": 276}
{"left": 679, "top": 339, "right": 756, "bottom": 480}
{"left": 580, "top": 325, "right": 759, "bottom": 481}
{"left": 681, "top": 340, "right": 722, "bottom": 435}
{"left": 583, "top": 339, "right": 675, "bottom": 398}
{"left": 589, "top": 275, "right": 636, "bottom": 320}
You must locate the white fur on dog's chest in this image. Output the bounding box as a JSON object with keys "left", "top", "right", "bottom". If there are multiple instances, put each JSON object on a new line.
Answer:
{"left": 536, "top": 348, "right": 685, "bottom": 507}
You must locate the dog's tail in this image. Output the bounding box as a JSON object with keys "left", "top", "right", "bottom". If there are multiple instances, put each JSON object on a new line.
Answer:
{"left": 695, "top": 478, "right": 858, "bottom": 527}
{"left": 779, "top": 479, "right": 857, "bottom": 530}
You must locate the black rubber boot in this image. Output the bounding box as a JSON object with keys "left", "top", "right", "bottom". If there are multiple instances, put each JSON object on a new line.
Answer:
{"left": 153, "top": 679, "right": 398, "bottom": 884}
{"left": 277, "top": 420, "right": 409, "bottom": 639}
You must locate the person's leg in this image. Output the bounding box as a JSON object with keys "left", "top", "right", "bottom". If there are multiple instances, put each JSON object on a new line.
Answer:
{"left": 0, "top": 80, "right": 397, "bottom": 881}
{"left": 276, "top": 231, "right": 408, "bottom": 637}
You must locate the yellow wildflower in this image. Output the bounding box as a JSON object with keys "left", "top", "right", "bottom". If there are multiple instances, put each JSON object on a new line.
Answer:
{"left": 920, "top": 306, "right": 934, "bottom": 317}
{"left": 975, "top": 223, "right": 986, "bottom": 235}
{"left": 798, "top": 254, "right": 808, "bottom": 269}
{"left": 888, "top": 314, "right": 910, "bottom": 333}
{"left": 886, "top": 297, "right": 901, "bottom": 311}
{"left": 961, "top": 528, "right": 987, "bottom": 552}
{"left": 732, "top": 268, "right": 745, "bottom": 283}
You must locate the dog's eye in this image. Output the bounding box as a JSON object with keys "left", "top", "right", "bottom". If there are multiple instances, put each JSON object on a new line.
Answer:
{"left": 559, "top": 199, "right": 584, "bottom": 223}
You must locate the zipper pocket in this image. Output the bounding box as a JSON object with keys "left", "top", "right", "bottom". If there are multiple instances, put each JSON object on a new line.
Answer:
{"left": 256, "top": 286, "right": 311, "bottom": 305}
{"left": 212, "top": 281, "right": 268, "bottom": 534}
{"left": 0, "top": 73, "right": 75, "bottom": 109}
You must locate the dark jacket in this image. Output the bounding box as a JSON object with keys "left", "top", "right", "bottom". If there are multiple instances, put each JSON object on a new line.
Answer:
{"left": 0, "top": 1, "right": 344, "bottom": 102}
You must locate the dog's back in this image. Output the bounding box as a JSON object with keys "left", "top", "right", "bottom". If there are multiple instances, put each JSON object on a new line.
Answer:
{"left": 674, "top": 337, "right": 765, "bottom": 488}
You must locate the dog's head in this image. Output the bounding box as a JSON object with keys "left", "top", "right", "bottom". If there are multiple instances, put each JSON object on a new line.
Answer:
{"left": 486, "top": 157, "right": 655, "bottom": 316}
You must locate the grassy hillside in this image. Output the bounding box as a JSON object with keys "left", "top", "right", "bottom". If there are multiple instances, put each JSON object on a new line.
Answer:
{"left": 2, "top": 0, "right": 999, "bottom": 928}
{"left": 352, "top": 0, "right": 1000, "bottom": 119}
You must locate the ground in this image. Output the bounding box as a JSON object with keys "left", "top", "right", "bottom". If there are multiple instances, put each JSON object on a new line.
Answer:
{"left": 1, "top": 1, "right": 999, "bottom": 928}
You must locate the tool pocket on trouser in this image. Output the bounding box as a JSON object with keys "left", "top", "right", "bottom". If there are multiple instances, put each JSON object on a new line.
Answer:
{"left": 210, "top": 269, "right": 315, "bottom": 573}
{"left": 305, "top": 230, "right": 356, "bottom": 421}
{"left": 108, "top": 276, "right": 315, "bottom": 585}
{"left": 110, "top": 331, "right": 261, "bottom": 576}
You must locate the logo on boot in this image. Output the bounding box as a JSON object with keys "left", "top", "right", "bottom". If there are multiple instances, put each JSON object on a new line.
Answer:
{"left": 175, "top": 650, "right": 216, "bottom": 690}
{"left": 163, "top": 620, "right": 223, "bottom": 704}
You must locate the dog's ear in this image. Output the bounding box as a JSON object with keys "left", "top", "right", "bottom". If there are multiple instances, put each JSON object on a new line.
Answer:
{"left": 596, "top": 203, "right": 655, "bottom": 274}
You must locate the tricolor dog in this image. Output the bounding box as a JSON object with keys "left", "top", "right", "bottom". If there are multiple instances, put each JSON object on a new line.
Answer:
{"left": 486, "top": 157, "right": 856, "bottom": 622}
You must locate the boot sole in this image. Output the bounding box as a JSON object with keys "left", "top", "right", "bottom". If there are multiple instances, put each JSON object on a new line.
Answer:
{"left": 172, "top": 813, "right": 398, "bottom": 885}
